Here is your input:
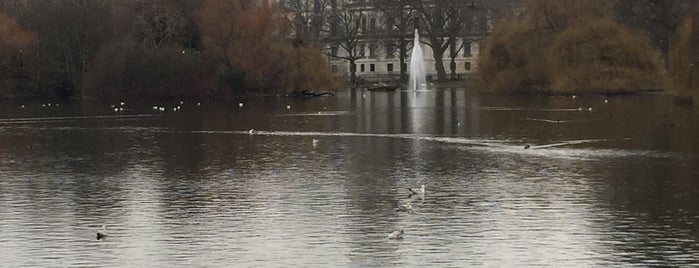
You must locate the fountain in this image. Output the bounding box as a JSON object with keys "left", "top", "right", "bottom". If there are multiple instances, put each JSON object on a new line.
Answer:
{"left": 408, "top": 29, "right": 426, "bottom": 91}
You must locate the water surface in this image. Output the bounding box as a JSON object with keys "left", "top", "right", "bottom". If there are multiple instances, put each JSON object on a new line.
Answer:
{"left": 1, "top": 89, "right": 698, "bottom": 267}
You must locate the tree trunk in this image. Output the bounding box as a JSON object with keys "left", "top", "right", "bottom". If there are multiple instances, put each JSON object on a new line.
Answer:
{"left": 349, "top": 59, "right": 357, "bottom": 84}
{"left": 450, "top": 58, "right": 456, "bottom": 80}
{"left": 399, "top": 40, "right": 407, "bottom": 81}
{"left": 432, "top": 49, "right": 447, "bottom": 81}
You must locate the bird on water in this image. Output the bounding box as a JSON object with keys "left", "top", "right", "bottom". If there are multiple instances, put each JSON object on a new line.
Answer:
{"left": 408, "top": 185, "right": 425, "bottom": 196}
{"left": 388, "top": 229, "right": 404, "bottom": 240}
{"left": 97, "top": 225, "right": 108, "bottom": 240}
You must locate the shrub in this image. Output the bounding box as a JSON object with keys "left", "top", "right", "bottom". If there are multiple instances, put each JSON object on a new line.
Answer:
{"left": 547, "top": 17, "right": 664, "bottom": 93}
{"left": 82, "top": 43, "right": 226, "bottom": 101}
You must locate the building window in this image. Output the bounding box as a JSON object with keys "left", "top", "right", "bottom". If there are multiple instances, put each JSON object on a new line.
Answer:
{"left": 370, "top": 64, "right": 375, "bottom": 72}
{"left": 369, "top": 43, "right": 376, "bottom": 58}
{"left": 357, "top": 43, "right": 365, "bottom": 57}
{"left": 370, "top": 18, "right": 376, "bottom": 32}
{"left": 361, "top": 17, "right": 367, "bottom": 33}
{"left": 386, "top": 44, "right": 395, "bottom": 59}
{"left": 360, "top": 64, "right": 365, "bottom": 72}
{"left": 331, "top": 65, "right": 338, "bottom": 73}
{"left": 463, "top": 42, "right": 472, "bottom": 57}
{"left": 464, "top": 61, "right": 471, "bottom": 70}
{"left": 387, "top": 63, "right": 394, "bottom": 72}
{"left": 330, "top": 46, "right": 338, "bottom": 57}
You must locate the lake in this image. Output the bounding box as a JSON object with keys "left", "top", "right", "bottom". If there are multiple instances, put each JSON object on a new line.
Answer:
{"left": 0, "top": 89, "right": 697, "bottom": 267}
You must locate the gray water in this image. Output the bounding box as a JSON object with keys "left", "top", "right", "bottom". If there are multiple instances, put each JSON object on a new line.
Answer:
{"left": 1, "top": 89, "right": 698, "bottom": 267}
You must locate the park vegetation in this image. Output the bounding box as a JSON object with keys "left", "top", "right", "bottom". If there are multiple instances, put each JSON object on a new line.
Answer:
{"left": 0, "top": 0, "right": 338, "bottom": 101}
{"left": 479, "top": 0, "right": 699, "bottom": 96}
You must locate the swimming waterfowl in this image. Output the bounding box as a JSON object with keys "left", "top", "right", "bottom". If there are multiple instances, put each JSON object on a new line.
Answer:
{"left": 408, "top": 185, "right": 425, "bottom": 196}
{"left": 397, "top": 202, "right": 413, "bottom": 211}
{"left": 97, "top": 225, "right": 108, "bottom": 240}
{"left": 388, "top": 229, "right": 404, "bottom": 239}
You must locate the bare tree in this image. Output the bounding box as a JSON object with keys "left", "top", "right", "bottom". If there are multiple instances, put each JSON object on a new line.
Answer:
{"left": 416, "top": 0, "right": 466, "bottom": 81}
{"left": 281, "top": 0, "right": 334, "bottom": 45}
{"left": 372, "top": 0, "right": 416, "bottom": 81}
{"left": 330, "top": 0, "right": 363, "bottom": 84}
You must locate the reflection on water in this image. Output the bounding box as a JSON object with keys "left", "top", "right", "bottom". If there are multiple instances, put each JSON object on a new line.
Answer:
{"left": 0, "top": 89, "right": 698, "bottom": 267}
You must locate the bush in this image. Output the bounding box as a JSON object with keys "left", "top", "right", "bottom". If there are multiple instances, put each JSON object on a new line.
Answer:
{"left": 478, "top": 0, "right": 665, "bottom": 94}
{"left": 82, "top": 43, "right": 227, "bottom": 101}
{"left": 669, "top": 17, "right": 699, "bottom": 97}
{"left": 547, "top": 17, "right": 664, "bottom": 93}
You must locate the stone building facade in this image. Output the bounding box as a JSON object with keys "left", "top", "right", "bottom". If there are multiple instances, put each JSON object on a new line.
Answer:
{"left": 281, "top": 0, "right": 493, "bottom": 82}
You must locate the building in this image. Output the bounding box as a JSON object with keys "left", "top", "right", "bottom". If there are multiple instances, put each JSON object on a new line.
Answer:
{"left": 282, "top": 0, "right": 493, "bottom": 83}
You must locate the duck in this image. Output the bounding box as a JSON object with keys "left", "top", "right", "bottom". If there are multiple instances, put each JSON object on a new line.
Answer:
{"left": 408, "top": 185, "right": 425, "bottom": 196}
{"left": 97, "top": 225, "right": 108, "bottom": 240}
{"left": 397, "top": 202, "right": 413, "bottom": 212}
{"left": 388, "top": 229, "right": 404, "bottom": 240}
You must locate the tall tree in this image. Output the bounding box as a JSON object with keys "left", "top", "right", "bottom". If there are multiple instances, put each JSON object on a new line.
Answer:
{"left": 282, "top": 0, "right": 333, "bottom": 45}
{"left": 372, "top": 0, "right": 416, "bottom": 81}
{"left": 199, "top": 0, "right": 293, "bottom": 92}
{"left": 0, "top": 12, "right": 35, "bottom": 97}
{"left": 330, "top": 0, "right": 364, "bottom": 84}
{"left": 416, "top": 0, "right": 466, "bottom": 81}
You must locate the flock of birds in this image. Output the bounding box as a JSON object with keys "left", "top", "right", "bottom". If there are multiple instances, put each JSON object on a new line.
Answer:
{"left": 388, "top": 184, "right": 426, "bottom": 240}
{"left": 95, "top": 185, "right": 426, "bottom": 241}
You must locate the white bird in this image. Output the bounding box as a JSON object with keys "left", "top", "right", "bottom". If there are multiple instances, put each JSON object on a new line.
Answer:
{"left": 604, "top": 99, "right": 608, "bottom": 104}
{"left": 572, "top": 95, "right": 577, "bottom": 99}
{"left": 408, "top": 185, "right": 425, "bottom": 196}
{"left": 179, "top": 100, "right": 184, "bottom": 105}
{"left": 197, "top": 102, "right": 201, "bottom": 106}
{"left": 286, "top": 105, "right": 291, "bottom": 109}
{"left": 238, "top": 102, "right": 244, "bottom": 107}
{"left": 97, "top": 225, "right": 108, "bottom": 240}
{"left": 158, "top": 107, "right": 165, "bottom": 112}
{"left": 114, "top": 108, "right": 119, "bottom": 112}
{"left": 120, "top": 101, "right": 125, "bottom": 106}
{"left": 397, "top": 202, "right": 413, "bottom": 211}
{"left": 249, "top": 129, "right": 254, "bottom": 134}
{"left": 388, "top": 229, "right": 404, "bottom": 240}
{"left": 20, "top": 105, "right": 25, "bottom": 108}
{"left": 312, "top": 139, "right": 319, "bottom": 147}
{"left": 587, "top": 107, "right": 593, "bottom": 111}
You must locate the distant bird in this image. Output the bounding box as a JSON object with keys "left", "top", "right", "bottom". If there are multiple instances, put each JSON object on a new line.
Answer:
{"left": 286, "top": 105, "right": 291, "bottom": 109}
{"left": 158, "top": 107, "right": 165, "bottom": 112}
{"left": 179, "top": 100, "right": 184, "bottom": 105}
{"left": 397, "top": 202, "right": 413, "bottom": 212}
{"left": 604, "top": 99, "right": 608, "bottom": 104}
{"left": 114, "top": 108, "right": 119, "bottom": 112}
{"left": 20, "top": 105, "right": 25, "bottom": 108}
{"left": 388, "top": 229, "right": 404, "bottom": 240}
{"left": 408, "top": 185, "right": 425, "bottom": 196}
{"left": 197, "top": 102, "right": 201, "bottom": 106}
{"left": 312, "top": 139, "right": 319, "bottom": 147}
{"left": 524, "top": 144, "right": 531, "bottom": 149}
{"left": 587, "top": 107, "right": 593, "bottom": 111}
{"left": 97, "top": 225, "right": 108, "bottom": 240}
{"left": 120, "top": 101, "right": 125, "bottom": 106}
{"left": 249, "top": 129, "right": 254, "bottom": 134}
{"left": 572, "top": 95, "right": 577, "bottom": 99}
{"left": 238, "top": 102, "right": 244, "bottom": 107}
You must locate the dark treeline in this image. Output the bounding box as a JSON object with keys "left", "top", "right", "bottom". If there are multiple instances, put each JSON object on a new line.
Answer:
{"left": 0, "top": 0, "right": 338, "bottom": 101}
{"left": 479, "top": 0, "right": 699, "bottom": 97}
